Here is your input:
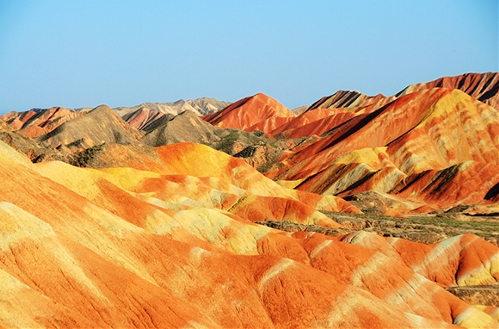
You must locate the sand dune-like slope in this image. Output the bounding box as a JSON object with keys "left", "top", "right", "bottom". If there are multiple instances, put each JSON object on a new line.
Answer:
{"left": 0, "top": 139, "right": 498, "bottom": 328}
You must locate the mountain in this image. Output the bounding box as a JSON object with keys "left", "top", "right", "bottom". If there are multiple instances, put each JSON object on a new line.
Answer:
{"left": 121, "top": 106, "right": 170, "bottom": 132}
{"left": 0, "top": 117, "right": 66, "bottom": 163}
{"left": 306, "top": 90, "right": 396, "bottom": 112}
{"left": 202, "top": 93, "right": 296, "bottom": 133}
{"left": 0, "top": 139, "right": 498, "bottom": 327}
{"left": 141, "top": 110, "right": 224, "bottom": 146}
{"left": 114, "top": 97, "right": 231, "bottom": 117}
{"left": 265, "top": 87, "right": 499, "bottom": 214}
{"left": 397, "top": 72, "right": 499, "bottom": 109}
{"left": 2, "top": 73, "right": 499, "bottom": 217}
{"left": 2, "top": 73, "right": 499, "bottom": 327}
{"left": 1, "top": 97, "right": 230, "bottom": 137}
{"left": 1, "top": 106, "right": 86, "bottom": 138}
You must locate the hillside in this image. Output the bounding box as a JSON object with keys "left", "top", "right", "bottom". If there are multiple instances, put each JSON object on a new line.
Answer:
{"left": 397, "top": 72, "right": 499, "bottom": 109}
{"left": 203, "top": 93, "right": 296, "bottom": 133}
{"left": 37, "top": 105, "right": 144, "bottom": 149}
{"left": 1, "top": 72, "right": 499, "bottom": 327}
{"left": 1, "top": 139, "right": 498, "bottom": 328}
{"left": 2, "top": 106, "right": 86, "bottom": 138}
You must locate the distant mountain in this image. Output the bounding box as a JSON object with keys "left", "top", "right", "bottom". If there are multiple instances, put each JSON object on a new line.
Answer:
{"left": 141, "top": 110, "right": 224, "bottom": 146}
{"left": 1, "top": 107, "right": 86, "bottom": 138}
{"left": 37, "top": 105, "right": 143, "bottom": 149}
{"left": 114, "top": 97, "right": 231, "bottom": 117}
{"left": 0, "top": 117, "right": 66, "bottom": 163}
{"left": 290, "top": 105, "right": 308, "bottom": 115}
{"left": 1, "top": 97, "right": 230, "bottom": 136}
{"left": 306, "top": 90, "right": 396, "bottom": 112}
{"left": 122, "top": 107, "right": 170, "bottom": 132}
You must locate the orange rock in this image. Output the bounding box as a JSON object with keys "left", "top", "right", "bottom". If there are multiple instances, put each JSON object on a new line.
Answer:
{"left": 203, "top": 93, "right": 296, "bottom": 133}
{"left": 0, "top": 136, "right": 497, "bottom": 327}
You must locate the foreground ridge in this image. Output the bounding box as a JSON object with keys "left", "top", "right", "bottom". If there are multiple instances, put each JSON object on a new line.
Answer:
{"left": 0, "top": 140, "right": 498, "bottom": 327}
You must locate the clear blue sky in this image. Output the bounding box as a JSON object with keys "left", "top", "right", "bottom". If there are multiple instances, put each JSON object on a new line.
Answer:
{"left": 0, "top": 0, "right": 497, "bottom": 113}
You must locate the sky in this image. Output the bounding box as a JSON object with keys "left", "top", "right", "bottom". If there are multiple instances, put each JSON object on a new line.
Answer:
{"left": 0, "top": 0, "right": 497, "bottom": 113}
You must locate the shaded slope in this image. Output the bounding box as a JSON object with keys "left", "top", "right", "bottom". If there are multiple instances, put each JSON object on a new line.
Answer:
{"left": 0, "top": 118, "right": 66, "bottom": 163}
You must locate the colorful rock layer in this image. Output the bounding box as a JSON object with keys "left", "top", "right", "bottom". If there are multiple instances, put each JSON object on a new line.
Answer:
{"left": 0, "top": 138, "right": 498, "bottom": 328}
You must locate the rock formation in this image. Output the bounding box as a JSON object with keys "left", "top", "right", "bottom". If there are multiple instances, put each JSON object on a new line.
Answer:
{"left": 1, "top": 72, "right": 499, "bottom": 327}
{"left": 203, "top": 92, "right": 296, "bottom": 133}
{"left": 0, "top": 139, "right": 498, "bottom": 328}
{"left": 37, "top": 105, "right": 144, "bottom": 149}
{"left": 1, "top": 106, "right": 86, "bottom": 138}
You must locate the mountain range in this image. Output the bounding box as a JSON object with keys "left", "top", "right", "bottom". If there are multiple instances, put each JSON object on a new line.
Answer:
{"left": 1, "top": 72, "right": 499, "bottom": 328}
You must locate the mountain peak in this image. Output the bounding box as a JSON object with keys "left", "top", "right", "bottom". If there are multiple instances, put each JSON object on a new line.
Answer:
{"left": 202, "top": 93, "right": 294, "bottom": 133}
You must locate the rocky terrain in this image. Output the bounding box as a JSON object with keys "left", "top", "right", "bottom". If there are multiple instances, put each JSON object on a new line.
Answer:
{"left": 1, "top": 72, "right": 499, "bottom": 328}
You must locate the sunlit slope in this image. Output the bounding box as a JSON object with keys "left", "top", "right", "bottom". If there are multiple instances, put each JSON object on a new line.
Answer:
{"left": 0, "top": 140, "right": 498, "bottom": 327}
{"left": 203, "top": 93, "right": 296, "bottom": 133}
{"left": 270, "top": 88, "right": 499, "bottom": 211}
{"left": 1, "top": 106, "right": 85, "bottom": 138}
{"left": 398, "top": 72, "right": 499, "bottom": 110}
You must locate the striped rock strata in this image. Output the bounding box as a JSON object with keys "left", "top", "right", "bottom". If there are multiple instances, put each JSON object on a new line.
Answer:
{"left": 0, "top": 140, "right": 498, "bottom": 328}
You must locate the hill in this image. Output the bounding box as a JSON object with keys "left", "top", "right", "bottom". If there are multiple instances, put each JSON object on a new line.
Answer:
{"left": 37, "top": 105, "right": 144, "bottom": 149}
{"left": 1, "top": 72, "right": 499, "bottom": 327}
{"left": 203, "top": 93, "right": 296, "bottom": 133}
{"left": 0, "top": 138, "right": 498, "bottom": 327}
